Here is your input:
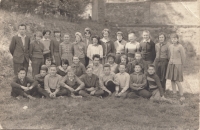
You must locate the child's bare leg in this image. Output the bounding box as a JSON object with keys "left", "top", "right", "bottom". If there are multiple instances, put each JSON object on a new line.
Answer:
{"left": 171, "top": 80, "right": 177, "bottom": 94}
{"left": 175, "top": 81, "right": 184, "bottom": 96}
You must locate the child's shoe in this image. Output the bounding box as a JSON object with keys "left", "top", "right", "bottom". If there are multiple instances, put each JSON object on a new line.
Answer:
{"left": 71, "top": 94, "right": 82, "bottom": 99}
{"left": 180, "top": 96, "right": 185, "bottom": 101}
{"left": 27, "top": 95, "right": 36, "bottom": 100}
{"left": 172, "top": 93, "right": 178, "bottom": 99}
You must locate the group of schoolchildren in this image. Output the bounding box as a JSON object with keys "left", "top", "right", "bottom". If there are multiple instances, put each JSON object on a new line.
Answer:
{"left": 9, "top": 24, "right": 186, "bottom": 102}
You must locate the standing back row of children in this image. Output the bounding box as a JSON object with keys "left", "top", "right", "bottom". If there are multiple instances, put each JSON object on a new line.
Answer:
{"left": 9, "top": 24, "right": 186, "bottom": 101}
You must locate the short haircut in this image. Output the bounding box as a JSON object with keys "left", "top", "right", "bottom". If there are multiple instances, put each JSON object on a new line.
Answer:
{"left": 93, "top": 54, "right": 100, "bottom": 60}
{"left": 67, "top": 68, "right": 74, "bottom": 74}
{"left": 143, "top": 30, "right": 150, "bottom": 34}
{"left": 91, "top": 35, "right": 100, "bottom": 45}
{"left": 134, "top": 63, "right": 142, "bottom": 69}
{"left": 102, "top": 28, "right": 110, "bottom": 36}
{"left": 75, "top": 32, "right": 83, "bottom": 42}
{"left": 116, "top": 31, "right": 123, "bottom": 37}
{"left": 34, "top": 31, "right": 43, "bottom": 38}
{"left": 119, "top": 63, "right": 126, "bottom": 68}
{"left": 86, "top": 65, "right": 93, "bottom": 70}
{"left": 107, "top": 53, "right": 116, "bottom": 60}
{"left": 61, "top": 59, "right": 69, "bottom": 65}
{"left": 53, "top": 30, "right": 61, "bottom": 37}
{"left": 18, "top": 67, "right": 26, "bottom": 73}
{"left": 43, "top": 30, "right": 51, "bottom": 36}
{"left": 63, "top": 33, "right": 70, "bottom": 37}
{"left": 128, "top": 31, "right": 136, "bottom": 36}
{"left": 148, "top": 64, "right": 155, "bottom": 69}
{"left": 103, "top": 64, "right": 111, "bottom": 69}
{"left": 170, "top": 33, "right": 179, "bottom": 39}
{"left": 120, "top": 55, "right": 127, "bottom": 60}
{"left": 40, "top": 65, "right": 48, "bottom": 72}
{"left": 158, "top": 32, "right": 166, "bottom": 40}
{"left": 135, "top": 52, "right": 142, "bottom": 56}
{"left": 46, "top": 57, "right": 52, "bottom": 62}
{"left": 84, "top": 28, "right": 91, "bottom": 35}
{"left": 73, "top": 56, "right": 79, "bottom": 60}
{"left": 49, "top": 64, "right": 57, "bottom": 69}
{"left": 18, "top": 24, "right": 26, "bottom": 29}
{"left": 54, "top": 30, "right": 61, "bottom": 34}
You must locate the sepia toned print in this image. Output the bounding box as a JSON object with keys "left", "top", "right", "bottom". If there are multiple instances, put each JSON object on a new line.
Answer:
{"left": 0, "top": 0, "right": 199, "bottom": 129}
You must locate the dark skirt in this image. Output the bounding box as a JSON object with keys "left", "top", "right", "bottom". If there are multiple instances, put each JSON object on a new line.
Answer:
{"left": 53, "top": 52, "right": 61, "bottom": 66}
{"left": 166, "top": 64, "right": 183, "bottom": 82}
{"left": 154, "top": 58, "right": 168, "bottom": 82}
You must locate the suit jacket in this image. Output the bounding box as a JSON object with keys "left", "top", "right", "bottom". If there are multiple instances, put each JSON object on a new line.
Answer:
{"left": 9, "top": 35, "right": 31, "bottom": 63}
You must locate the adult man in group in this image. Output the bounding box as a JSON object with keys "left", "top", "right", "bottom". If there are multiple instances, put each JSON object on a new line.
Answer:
{"left": 9, "top": 24, "right": 31, "bottom": 75}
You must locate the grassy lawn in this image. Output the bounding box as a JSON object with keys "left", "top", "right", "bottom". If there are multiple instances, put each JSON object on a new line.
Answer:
{"left": 0, "top": 9, "right": 199, "bottom": 129}
{"left": 0, "top": 84, "right": 199, "bottom": 130}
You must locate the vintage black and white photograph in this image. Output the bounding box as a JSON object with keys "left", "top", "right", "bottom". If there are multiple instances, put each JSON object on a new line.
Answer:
{"left": 0, "top": 0, "right": 199, "bottom": 129}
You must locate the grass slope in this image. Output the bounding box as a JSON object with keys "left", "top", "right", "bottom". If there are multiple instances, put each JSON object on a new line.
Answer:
{"left": 0, "top": 10, "right": 199, "bottom": 129}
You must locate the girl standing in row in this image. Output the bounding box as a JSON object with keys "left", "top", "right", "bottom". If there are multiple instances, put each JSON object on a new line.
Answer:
{"left": 50, "top": 31, "right": 62, "bottom": 66}
{"left": 166, "top": 33, "right": 186, "bottom": 101}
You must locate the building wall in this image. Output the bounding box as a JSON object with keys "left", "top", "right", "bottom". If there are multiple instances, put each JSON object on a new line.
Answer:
{"left": 93, "top": 0, "right": 199, "bottom": 25}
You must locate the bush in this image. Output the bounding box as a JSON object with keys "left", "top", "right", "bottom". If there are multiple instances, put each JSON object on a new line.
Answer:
{"left": 0, "top": 0, "right": 90, "bottom": 22}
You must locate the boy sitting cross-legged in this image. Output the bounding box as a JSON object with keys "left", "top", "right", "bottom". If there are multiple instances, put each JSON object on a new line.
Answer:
{"left": 11, "top": 67, "right": 37, "bottom": 100}
{"left": 80, "top": 65, "right": 104, "bottom": 97}
{"left": 60, "top": 69, "right": 85, "bottom": 98}
{"left": 99, "top": 64, "right": 118, "bottom": 97}
{"left": 127, "top": 63, "right": 152, "bottom": 99}
{"left": 44, "top": 64, "right": 70, "bottom": 98}
{"left": 34, "top": 65, "right": 50, "bottom": 98}
{"left": 114, "top": 63, "right": 130, "bottom": 98}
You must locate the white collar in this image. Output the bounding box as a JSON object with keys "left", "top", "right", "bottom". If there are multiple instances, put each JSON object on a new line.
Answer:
{"left": 18, "top": 34, "right": 26, "bottom": 38}
{"left": 143, "top": 39, "right": 150, "bottom": 43}
{"left": 58, "top": 66, "right": 68, "bottom": 73}
{"left": 42, "top": 37, "right": 50, "bottom": 41}
{"left": 101, "top": 38, "right": 110, "bottom": 43}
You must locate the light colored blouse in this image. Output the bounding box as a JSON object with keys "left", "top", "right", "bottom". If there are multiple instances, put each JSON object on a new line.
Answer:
{"left": 87, "top": 44, "right": 103, "bottom": 60}
{"left": 125, "top": 42, "right": 140, "bottom": 54}
{"left": 114, "top": 40, "right": 127, "bottom": 54}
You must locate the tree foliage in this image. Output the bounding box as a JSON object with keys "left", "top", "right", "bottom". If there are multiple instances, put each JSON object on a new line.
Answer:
{"left": 0, "top": 0, "right": 90, "bottom": 21}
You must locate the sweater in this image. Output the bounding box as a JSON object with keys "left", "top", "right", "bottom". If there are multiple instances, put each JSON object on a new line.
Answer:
{"left": 168, "top": 44, "right": 186, "bottom": 65}
{"left": 29, "top": 41, "right": 44, "bottom": 59}
{"left": 146, "top": 73, "right": 164, "bottom": 96}
{"left": 80, "top": 74, "right": 99, "bottom": 88}
{"left": 71, "top": 62, "right": 86, "bottom": 77}
{"left": 139, "top": 40, "right": 156, "bottom": 62}
{"left": 40, "top": 38, "right": 51, "bottom": 54}
{"left": 34, "top": 74, "right": 45, "bottom": 88}
{"left": 11, "top": 76, "right": 36, "bottom": 89}
{"left": 60, "top": 75, "right": 84, "bottom": 89}
{"left": 129, "top": 72, "right": 146, "bottom": 90}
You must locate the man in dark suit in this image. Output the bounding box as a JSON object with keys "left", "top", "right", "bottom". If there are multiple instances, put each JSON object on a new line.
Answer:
{"left": 9, "top": 24, "right": 31, "bottom": 75}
